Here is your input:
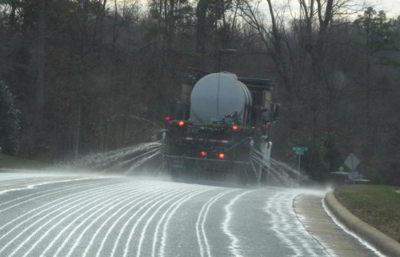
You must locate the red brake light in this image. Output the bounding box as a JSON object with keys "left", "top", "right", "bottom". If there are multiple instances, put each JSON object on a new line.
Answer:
{"left": 177, "top": 120, "right": 186, "bottom": 127}
{"left": 231, "top": 124, "right": 240, "bottom": 131}
{"left": 217, "top": 152, "right": 225, "bottom": 160}
{"left": 199, "top": 151, "right": 208, "bottom": 158}
{"left": 164, "top": 115, "right": 173, "bottom": 121}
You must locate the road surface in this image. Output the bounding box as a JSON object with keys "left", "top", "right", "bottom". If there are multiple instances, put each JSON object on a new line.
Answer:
{"left": 0, "top": 171, "right": 380, "bottom": 257}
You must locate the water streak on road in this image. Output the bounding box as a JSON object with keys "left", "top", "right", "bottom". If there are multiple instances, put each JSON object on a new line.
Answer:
{"left": 72, "top": 141, "right": 305, "bottom": 187}
{"left": 71, "top": 142, "right": 162, "bottom": 172}
{"left": 0, "top": 172, "right": 336, "bottom": 257}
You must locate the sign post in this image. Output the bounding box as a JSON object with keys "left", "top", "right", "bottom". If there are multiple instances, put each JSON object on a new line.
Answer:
{"left": 292, "top": 146, "right": 308, "bottom": 172}
{"left": 344, "top": 153, "right": 361, "bottom": 181}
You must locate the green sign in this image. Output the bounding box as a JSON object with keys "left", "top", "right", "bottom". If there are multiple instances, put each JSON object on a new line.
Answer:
{"left": 292, "top": 146, "right": 308, "bottom": 155}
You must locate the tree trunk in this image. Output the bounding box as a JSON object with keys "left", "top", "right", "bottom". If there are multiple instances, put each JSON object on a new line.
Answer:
{"left": 74, "top": 102, "right": 82, "bottom": 159}
{"left": 196, "top": 0, "right": 208, "bottom": 54}
{"left": 28, "top": 0, "right": 47, "bottom": 154}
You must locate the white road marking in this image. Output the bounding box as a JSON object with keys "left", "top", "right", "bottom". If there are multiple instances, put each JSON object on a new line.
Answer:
{"left": 264, "top": 192, "right": 304, "bottom": 257}
{"left": 286, "top": 192, "right": 325, "bottom": 256}
{"left": 0, "top": 182, "right": 114, "bottom": 251}
{"left": 57, "top": 185, "right": 149, "bottom": 257}
{"left": 110, "top": 186, "right": 181, "bottom": 257}
{"left": 222, "top": 190, "right": 252, "bottom": 257}
{"left": 135, "top": 189, "right": 197, "bottom": 257}
{"left": 292, "top": 193, "right": 337, "bottom": 257}
{"left": 196, "top": 190, "right": 235, "bottom": 257}
{"left": 122, "top": 188, "right": 185, "bottom": 257}
{"left": 0, "top": 180, "right": 103, "bottom": 214}
{"left": 264, "top": 191, "right": 326, "bottom": 257}
{"left": 32, "top": 185, "right": 146, "bottom": 257}
{"left": 0, "top": 175, "right": 361, "bottom": 257}
{"left": 157, "top": 188, "right": 210, "bottom": 257}
{"left": 0, "top": 172, "right": 67, "bottom": 181}
{"left": 5, "top": 184, "right": 131, "bottom": 257}
{"left": 94, "top": 187, "right": 166, "bottom": 257}
{"left": 82, "top": 186, "right": 161, "bottom": 257}
{"left": 322, "top": 198, "right": 387, "bottom": 257}
{"left": 153, "top": 188, "right": 209, "bottom": 257}
{"left": 0, "top": 181, "right": 112, "bottom": 235}
{"left": 0, "top": 177, "right": 99, "bottom": 195}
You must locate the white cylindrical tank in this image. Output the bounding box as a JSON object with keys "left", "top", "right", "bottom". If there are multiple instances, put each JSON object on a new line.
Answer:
{"left": 190, "top": 73, "right": 252, "bottom": 125}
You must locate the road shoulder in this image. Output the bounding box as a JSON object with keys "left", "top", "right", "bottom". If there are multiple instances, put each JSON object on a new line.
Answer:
{"left": 293, "top": 193, "right": 377, "bottom": 257}
{"left": 325, "top": 191, "right": 400, "bottom": 257}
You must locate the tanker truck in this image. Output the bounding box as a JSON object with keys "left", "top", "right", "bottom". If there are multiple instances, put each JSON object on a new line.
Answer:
{"left": 161, "top": 72, "right": 279, "bottom": 183}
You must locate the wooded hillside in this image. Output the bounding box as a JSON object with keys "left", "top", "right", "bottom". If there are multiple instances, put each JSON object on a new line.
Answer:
{"left": 0, "top": 0, "right": 399, "bottom": 184}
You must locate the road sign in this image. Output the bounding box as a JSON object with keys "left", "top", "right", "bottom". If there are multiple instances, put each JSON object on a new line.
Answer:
{"left": 344, "top": 153, "right": 360, "bottom": 171}
{"left": 292, "top": 146, "right": 308, "bottom": 176}
{"left": 292, "top": 146, "right": 308, "bottom": 156}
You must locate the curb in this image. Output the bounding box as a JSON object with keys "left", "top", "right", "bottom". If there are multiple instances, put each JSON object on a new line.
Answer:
{"left": 325, "top": 191, "right": 400, "bottom": 257}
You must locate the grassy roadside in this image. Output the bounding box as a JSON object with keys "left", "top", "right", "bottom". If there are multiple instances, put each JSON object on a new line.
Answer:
{"left": 0, "top": 153, "right": 48, "bottom": 170}
{"left": 335, "top": 185, "right": 400, "bottom": 243}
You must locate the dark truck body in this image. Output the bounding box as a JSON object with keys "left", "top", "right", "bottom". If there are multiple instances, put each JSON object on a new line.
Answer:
{"left": 161, "top": 72, "right": 277, "bottom": 182}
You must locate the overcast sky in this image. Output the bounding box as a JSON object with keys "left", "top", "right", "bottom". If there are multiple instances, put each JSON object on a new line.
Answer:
{"left": 257, "top": 0, "right": 400, "bottom": 21}
{"left": 365, "top": 0, "right": 400, "bottom": 16}
{"left": 115, "top": 0, "right": 400, "bottom": 18}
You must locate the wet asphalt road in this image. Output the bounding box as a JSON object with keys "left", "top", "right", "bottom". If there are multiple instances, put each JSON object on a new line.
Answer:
{"left": 0, "top": 171, "right": 374, "bottom": 257}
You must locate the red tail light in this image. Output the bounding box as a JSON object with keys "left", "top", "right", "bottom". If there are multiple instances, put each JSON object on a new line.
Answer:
{"left": 164, "top": 115, "right": 173, "bottom": 121}
{"left": 217, "top": 152, "right": 225, "bottom": 160}
{"left": 231, "top": 124, "right": 240, "bottom": 131}
{"left": 199, "top": 151, "right": 208, "bottom": 158}
{"left": 177, "top": 120, "right": 186, "bottom": 127}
